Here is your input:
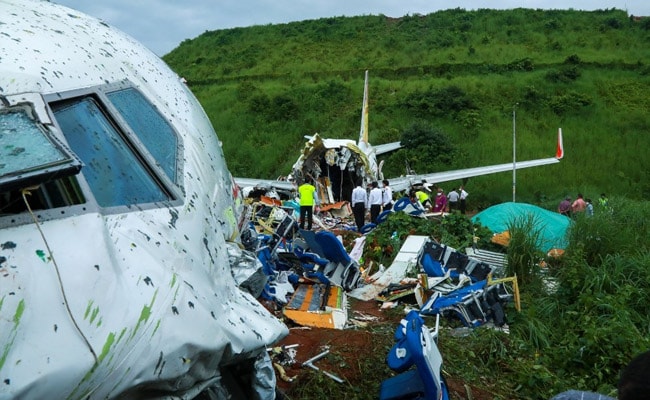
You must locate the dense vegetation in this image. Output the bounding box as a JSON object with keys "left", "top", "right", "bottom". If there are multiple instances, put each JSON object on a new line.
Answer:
{"left": 443, "top": 198, "right": 650, "bottom": 399}
{"left": 164, "top": 8, "right": 650, "bottom": 208}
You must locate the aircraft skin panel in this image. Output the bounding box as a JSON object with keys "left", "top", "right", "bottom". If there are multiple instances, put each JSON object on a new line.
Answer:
{"left": 0, "top": 1, "right": 288, "bottom": 398}
{"left": 2, "top": 212, "right": 287, "bottom": 399}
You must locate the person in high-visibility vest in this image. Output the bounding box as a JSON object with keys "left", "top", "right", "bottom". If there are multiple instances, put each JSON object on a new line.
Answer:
{"left": 415, "top": 189, "right": 432, "bottom": 210}
{"left": 298, "top": 180, "right": 319, "bottom": 230}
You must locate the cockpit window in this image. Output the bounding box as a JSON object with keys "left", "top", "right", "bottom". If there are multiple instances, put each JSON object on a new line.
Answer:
{"left": 0, "top": 108, "right": 81, "bottom": 192}
{"left": 51, "top": 97, "right": 171, "bottom": 207}
{"left": 0, "top": 108, "right": 84, "bottom": 215}
{"left": 106, "top": 88, "right": 178, "bottom": 183}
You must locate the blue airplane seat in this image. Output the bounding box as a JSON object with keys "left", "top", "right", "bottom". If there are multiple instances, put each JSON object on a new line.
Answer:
{"left": 256, "top": 246, "right": 276, "bottom": 277}
{"left": 297, "top": 229, "right": 325, "bottom": 258}
{"left": 313, "top": 230, "right": 360, "bottom": 290}
{"left": 380, "top": 311, "right": 449, "bottom": 400}
{"left": 379, "top": 369, "right": 426, "bottom": 400}
{"left": 421, "top": 253, "right": 446, "bottom": 278}
{"left": 376, "top": 210, "right": 392, "bottom": 224}
{"left": 393, "top": 197, "right": 410, "bottom": 211}
{"left": 293, "top": 244, "right": 332, "bottom": 285}
{"left": 315, "top": 231, "right": 351, "bottom": 264}
{"left": 393, "top": 196, "right": 425, "bottom": 216}
{"left": 360, "top": 223, "right": 376, "bottom": 234}
{"left": 420, "top": 280, "right": 488, "bottom": 327}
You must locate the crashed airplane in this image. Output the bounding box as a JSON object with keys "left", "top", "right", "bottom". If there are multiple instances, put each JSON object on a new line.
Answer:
{"left": 0, "top": 1, "right": 288, "bottom": 399}
{"left": 236, "top": 71, "right": 564, "bottom": 202}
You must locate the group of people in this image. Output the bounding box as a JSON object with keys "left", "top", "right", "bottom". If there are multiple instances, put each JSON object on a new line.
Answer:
{"left": 558, "top": 192, "right": 609, "bottom": 218}
{"left": 410, "top": 185, "right": 469, "bottom": 214}
{"left": 351, "top": 179, "right": 393, "bottom": 232}
{"left": 299, "top": 178, "right": 470, "bottom": 232}
{"left": 298, "top": 178, "right": 395, "bottom": 232}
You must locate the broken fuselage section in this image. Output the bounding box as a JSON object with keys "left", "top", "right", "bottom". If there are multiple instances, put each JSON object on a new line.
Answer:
{"left": 291, "top": 133, "right": 378, "bottom": 204}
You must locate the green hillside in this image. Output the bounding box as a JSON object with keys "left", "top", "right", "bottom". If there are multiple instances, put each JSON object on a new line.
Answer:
{"left": 164, "top": 8, "right": 650, "bottom": 207}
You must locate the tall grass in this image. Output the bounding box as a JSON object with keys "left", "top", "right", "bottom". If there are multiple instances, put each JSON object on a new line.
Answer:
{"left": 507, "top": 198, "right": 650, "bottom": 398}
{"left": 505, "top": 214, "right": 545, "bottom": 287}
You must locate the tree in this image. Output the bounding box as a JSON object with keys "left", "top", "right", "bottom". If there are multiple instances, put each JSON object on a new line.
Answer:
{"left": 396, "top": 121, "right": 460, "bottom": 174}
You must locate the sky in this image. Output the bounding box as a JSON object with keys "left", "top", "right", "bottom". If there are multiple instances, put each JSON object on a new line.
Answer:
{"left": 54, "top": 0, "right": 650, "bottom": 56}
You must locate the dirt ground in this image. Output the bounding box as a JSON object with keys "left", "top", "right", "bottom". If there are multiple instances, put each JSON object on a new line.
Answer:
{"left": 263, "top": 297, "right": 494, "bottom": 400}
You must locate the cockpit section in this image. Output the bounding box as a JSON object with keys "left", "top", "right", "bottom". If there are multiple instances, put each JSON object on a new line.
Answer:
{"left": 0, "top": 81, "right": 182, "bottom": 224}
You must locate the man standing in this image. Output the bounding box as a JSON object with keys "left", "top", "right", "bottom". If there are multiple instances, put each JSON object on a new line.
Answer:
{"left": 368, "top": 181, "right": 383, "bottom": 224}
{"left": 447, "top": 188, "right": 459, "bottom": 212}
{"left": 433, "top": 188, "right": 447, "bottom": 213}
{"left": 558, "top": 196, "right": 572, "bottom": 217}
{"left": 415, "top": 188, "right": 432, "bottom": 210}
{"left": 598, "top": 193, "right": 609, "bottom": 207}
{"left": 351, "top": 180, "right": 367, "bottom": 232}
{"left": 585, "top": 198, "right": 594, "bottom": 217}
{"left": 382, "top": 179, "right": 393, "bottom": 211}
{"left": 459, "top": 186, "right": 469, "bottom": 214}
{"left": 572, "top": 193, "right": 586, "bottom": 214}
{"left": 298, "top": 179, "right": 319, "bottom": 230}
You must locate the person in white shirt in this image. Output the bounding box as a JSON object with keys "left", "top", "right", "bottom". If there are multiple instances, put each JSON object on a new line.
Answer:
{"left": 382, "top": 179, "right": 393, "bottom": 211}
{"left": 351, "top": 181, "right": 368, "bottom": 232}
{"left": 368, "top": 181, "right": 383, "bottom": 224}
{"left": 447, "top": 188, "right": 459, "bottom": 212}
{"left": 459, "top": 186, "right": 469, "bottom": 214}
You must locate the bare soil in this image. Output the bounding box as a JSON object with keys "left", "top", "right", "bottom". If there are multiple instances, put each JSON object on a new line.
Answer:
{"left": 264, "top": 298, "right": 494, "bottom": 400}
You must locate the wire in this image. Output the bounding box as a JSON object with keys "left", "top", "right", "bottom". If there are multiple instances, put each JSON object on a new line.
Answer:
{"left": 21, "top": 187, "right": 99, "bottom": 365}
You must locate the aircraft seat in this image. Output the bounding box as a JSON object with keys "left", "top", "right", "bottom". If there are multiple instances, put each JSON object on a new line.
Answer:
{"left": 380, "top": 311, "right": 449, "bottom": 400}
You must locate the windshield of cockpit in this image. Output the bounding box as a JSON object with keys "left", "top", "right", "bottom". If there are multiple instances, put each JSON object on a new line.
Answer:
{"left": 0, "top": 84, "right": 181, "bottom": 222}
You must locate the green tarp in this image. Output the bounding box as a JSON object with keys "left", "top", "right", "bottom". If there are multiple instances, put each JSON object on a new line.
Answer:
{"left": 471, "top": 202, "right": 570, "bottom": 252}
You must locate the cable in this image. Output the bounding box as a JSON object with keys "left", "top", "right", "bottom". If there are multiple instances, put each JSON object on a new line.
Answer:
{"left": 21, "top": 187, "right": 99, "bottom": 365}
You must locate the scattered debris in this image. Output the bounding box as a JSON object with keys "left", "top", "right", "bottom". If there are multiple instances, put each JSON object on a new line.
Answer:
{"left": 237, "top": 189, "right": 520, "bottom": 395}
{"left": 302, "top": 349, "right": 345, "bottom": 384}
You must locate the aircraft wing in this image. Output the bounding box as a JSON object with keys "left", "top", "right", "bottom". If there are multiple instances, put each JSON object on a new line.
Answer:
{"left": 389, "top": 157, "right": 560, "bottom": 192}
{"left": 234, "top": 177, "right": 296, "bottom": 191}
{"left": 373, "top": 141, "right": 402, "bottom": 155}
{"left": 388, "top": 127, "right": 564, "bottom": 192}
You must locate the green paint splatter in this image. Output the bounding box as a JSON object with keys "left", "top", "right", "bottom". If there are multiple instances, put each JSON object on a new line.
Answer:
{"left": 89, "top": 306, "right": 99, "bottom": 324}
{"left": 116, "top": 327, "right": 127, "bottom": 343}
{"left": 13, "top": 299, "right": 24, "bottom": 323}
{"left": 98, "top": 332, "right": 116, "bottom": 363}
{"left": 0, "top": 299, "right": 26, "bottom": 372}
{"left": 151, "top": 319, "right": 162, "bottom": 338}
{"left": 84, "top": 300, "right": 94, "bottom": 320}
{"left": 35, "top": 249, "right": 47, "bottom": 262}
{"left": 130, "top": 289, "right": 158, "bottom": 338}
{"left": 67, "top": 330, "right": 116, "bottom": 400}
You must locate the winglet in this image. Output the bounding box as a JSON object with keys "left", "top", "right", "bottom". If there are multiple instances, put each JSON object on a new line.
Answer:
{"left": 555, "top": 128, "right": 564, "bottom": 159}
{"left": 358, "top": 70, "right": 369, "bottom": 146}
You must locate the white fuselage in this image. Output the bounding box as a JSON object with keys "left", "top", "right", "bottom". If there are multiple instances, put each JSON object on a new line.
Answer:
{"left": 0, "top": 1, "right": 287, "bottom": 398}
